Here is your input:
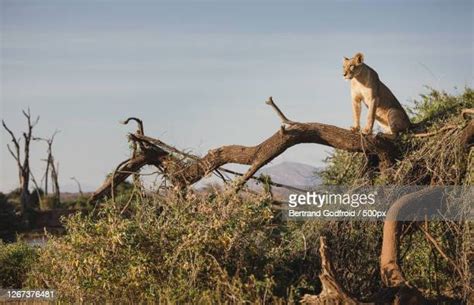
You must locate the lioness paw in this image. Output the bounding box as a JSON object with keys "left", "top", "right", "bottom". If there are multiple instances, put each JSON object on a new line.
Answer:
{"left": 362, "top": 127, "right": 372, "bottom": 134}
{"left": 350, "top": 126, "right": 360, "bottom": 133}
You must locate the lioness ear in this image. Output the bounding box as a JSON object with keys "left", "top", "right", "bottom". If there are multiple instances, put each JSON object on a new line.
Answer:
{"left": 354, "top": 52, "right": 364, "bottom": 64}
{"left": 343, "top": 56, "right": 349, "bottom": 63}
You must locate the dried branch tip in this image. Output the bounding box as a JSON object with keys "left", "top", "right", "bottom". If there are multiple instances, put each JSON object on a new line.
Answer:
{"left": 265, "top": 96, "right": 296, "bottom": 125}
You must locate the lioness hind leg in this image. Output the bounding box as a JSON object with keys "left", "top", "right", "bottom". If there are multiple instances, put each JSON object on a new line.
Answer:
{"left": 374, "top": 121, "right": 397, "bottom": 139}
{"left": 388, "top": 109, "right": 411, "bottom": 134}
{"left": 377, "top": 121, "right": 392, "bottom": 134}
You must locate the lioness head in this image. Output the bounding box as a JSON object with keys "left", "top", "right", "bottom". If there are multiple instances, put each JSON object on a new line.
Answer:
{"left": 342, "top": 52, "right": 364, "bottom": 79}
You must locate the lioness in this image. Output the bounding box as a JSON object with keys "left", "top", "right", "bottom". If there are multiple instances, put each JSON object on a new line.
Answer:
{"left": 343, "top": 52, "right": 411, "bottom": 135}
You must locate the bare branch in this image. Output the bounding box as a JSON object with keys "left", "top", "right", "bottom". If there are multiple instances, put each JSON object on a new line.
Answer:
{"left": 90, "top": 102, "right": 398, "bottom": 203}
{"left": 70, "top": 177, "right": 83, "bottom": 196}
{"left": 301, "top": 237, "right": 359, "bottom": 304}
{"left": 419, "top": 224, "right": 464, "bottom": 281}
{"left": 90, "top": 155, "right": 150, "bottom": 203}
{"left": 218, "top": 167, "right": 308, "bottom": 193}
{"left": 6, "top": 144, "right": 21, "bottom": 164}
{"left": 2, "top": 120, "right": 19, "bottom": 145}
{"left": 413, "top": 124, "right": 457, "bottom": 138}
{"left": 121, "top": 117, "right": 144, "bottom": 135}
{"left": 3, "top": 120, "right": 24, "bottom": 184}
{"left": 265, "top": 96, "right": 296, "bottom": 125}
{"left": 22, "top": 108, "right": 40, "bottom": 129}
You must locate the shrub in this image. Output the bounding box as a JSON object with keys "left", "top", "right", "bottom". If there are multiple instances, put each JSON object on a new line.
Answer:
{"left": 38, "top": 195, "right": 60, "bottom": 211}
{"left": 0, "top": 193, "right": 20, "bottom": 242}
{"left": 27, "top": 190, "right": 305, "bottom": 303}
{"left": 0, "top": 241, "right": 38, "bottom": 288}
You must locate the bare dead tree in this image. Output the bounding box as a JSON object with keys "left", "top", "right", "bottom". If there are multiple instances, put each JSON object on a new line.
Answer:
{"left": 35, "top": 130, "right": 60, "bottom": 200}
{"left": 2, "top": 109, "right": 40, "bottom": 213}
{"left": 51, "top": 161, "right": 60, "bottom": 200}
{"left": 70, "top": 177, "right": 83, "bottom": 196}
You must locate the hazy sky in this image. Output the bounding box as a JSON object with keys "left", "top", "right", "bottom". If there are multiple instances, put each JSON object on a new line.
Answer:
{"left": 1, "top": 0, "right": 472, "bottom": 192}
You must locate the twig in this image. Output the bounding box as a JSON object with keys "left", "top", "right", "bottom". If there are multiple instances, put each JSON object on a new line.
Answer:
{"left": 265, "top": 96, "right": 297, "bottom": 125}
{"left": 121, "top": 117, "right": 144, "bottom": 135}
{"left": 218, "top": 167, "right": 308, "bottom": 193}
{"left": 414, "top": 125, "right": 457, "bottom": 138}
{"left": 29, "top": 171, "right": 43, "bottom": 207}
{"left": 419, "top": 224, "right": 464, "bottom": 280}
{"left": 70, "top": 177, "right": 83, "bottom": 196}
{"left": 111, "top": 158, "right": 132, "bottom": 202}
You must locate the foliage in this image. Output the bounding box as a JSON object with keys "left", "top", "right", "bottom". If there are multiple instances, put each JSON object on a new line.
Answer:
{"left": 29, "top": 188, "right": 44, "bottom": 210}
{"left": 408, "top": 87, "right": 473, "bottom": 124}
{"left": 0, "top": 192, "right": 21, "bottom": 242}
{"left": 27, "top": 190, "right": 314, "bottom": 303}
{"left": 38, "top": 195, "right": 61, "bottom": 211}
{"left": 0, "top": 241, "right": 38, "bottom": 288}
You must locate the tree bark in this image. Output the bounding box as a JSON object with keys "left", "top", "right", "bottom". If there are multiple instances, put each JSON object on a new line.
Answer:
{"left": 301, "top": 237, "right": 361, "bottom": 305}
{"left": 35, "top": 130, "right": 60, "bottom": 200}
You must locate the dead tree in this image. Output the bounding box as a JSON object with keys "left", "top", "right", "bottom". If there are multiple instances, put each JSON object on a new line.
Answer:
{"left": 51, "top": 161, "right": 60, "bottom": 200}
{"left": 2, "top": 109, "right": 39, "bottom": 213}
{"left": 34, "top": 130, "right": 60, "bottom": 199}
{"left": 89, "top": 97, "right": 398, "bottom": 202}
{"left": 70, "top": 177, "right": 83, "bottom": 196}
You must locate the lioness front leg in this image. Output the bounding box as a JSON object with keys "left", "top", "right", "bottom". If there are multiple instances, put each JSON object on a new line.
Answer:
{"left": 362, "top": 97, "right": 377, "bottom": 134}
{"left": 350, "top": 97, "right": 361, "bottom": 132}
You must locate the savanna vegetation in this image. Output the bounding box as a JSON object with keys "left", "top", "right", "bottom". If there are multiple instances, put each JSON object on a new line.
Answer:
{"left": 0, "top": 88, "right": 472, "bottom": 304}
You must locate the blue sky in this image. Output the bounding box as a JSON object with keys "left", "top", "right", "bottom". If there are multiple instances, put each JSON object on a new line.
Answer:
{"left": 1, "top": 0, "right": 472, "bottom": 192}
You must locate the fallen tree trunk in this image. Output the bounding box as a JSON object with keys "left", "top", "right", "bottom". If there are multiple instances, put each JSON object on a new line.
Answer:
{"left": 89, "top": 97, "right": 398, "bottom": 203}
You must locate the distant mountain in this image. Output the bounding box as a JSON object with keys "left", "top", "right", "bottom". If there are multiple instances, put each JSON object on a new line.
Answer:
{"left": 249, "top": 161, "right": 322, "bottom": 192}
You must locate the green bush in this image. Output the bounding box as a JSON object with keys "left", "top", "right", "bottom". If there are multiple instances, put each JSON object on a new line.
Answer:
{"left": 38, "top": 195, "right": 60, "bottom": 211}
{"left": 27, "top": 191, "right": 305, "bottom": 303}
{"left": 0, "top": 241, "right": 38, "bottom": 288}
